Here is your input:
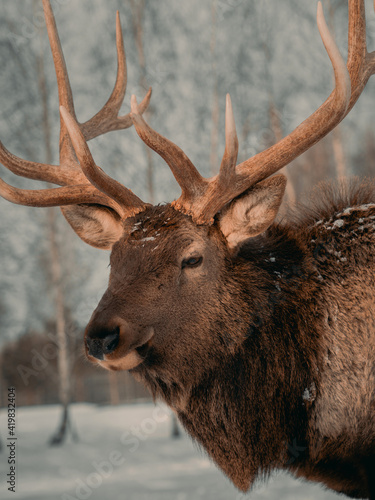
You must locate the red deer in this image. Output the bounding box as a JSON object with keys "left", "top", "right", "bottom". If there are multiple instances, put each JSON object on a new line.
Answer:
{"left": 1, "top": 0, "right": 375, "bottom": 498}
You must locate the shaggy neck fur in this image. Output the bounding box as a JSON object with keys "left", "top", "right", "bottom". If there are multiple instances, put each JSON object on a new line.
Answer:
{"left": 137, "top": 223, "right": 322, "bottom": 491}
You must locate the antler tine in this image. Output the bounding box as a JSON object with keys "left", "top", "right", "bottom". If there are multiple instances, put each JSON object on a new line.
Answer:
{"left": 0, "top": 140, "right": 76, "bottom": 186}
{"left": 42, "top": 0, "right": 78, "bottom": 169}
{"left": 346, "top": 0, "right": 375, "bottom": 112}
{"left": 0, "top": 177, "right": 125, "bottom": 214}
{"left": 60, "top": 106, "right": 148, "bottom": 215}
{"left": 80, "top": 12, "right": 152, "bottom": 141}
{"left": 130, "top": 95, "right": 207, "bottom": 205}
{"left": 42, "top": 0, "right": 74, "bottom": 116}
{"left": 218, "top": 94, "right": 239, "bottom": 182}
{"left": 80, "top": 11, "right": 127, "bottom": 141}
{"left": 0, "top": 0, "right": 84, "bottom": 187}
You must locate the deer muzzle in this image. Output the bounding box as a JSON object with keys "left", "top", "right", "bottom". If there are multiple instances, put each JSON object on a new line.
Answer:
{"left": 84, "top": 315, "right": 154, "bottom": 371}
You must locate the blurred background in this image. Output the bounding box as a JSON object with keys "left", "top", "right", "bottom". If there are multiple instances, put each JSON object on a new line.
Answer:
{"left": 0, "top": 0, "right": 374, "bottom": 499}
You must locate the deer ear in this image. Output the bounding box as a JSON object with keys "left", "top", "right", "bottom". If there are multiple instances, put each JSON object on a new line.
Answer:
{"left": 61, "top": 205, "right": 125, "bottom": 250}
{"left": 219, "top": 174, "right": 287, "bottom": 250}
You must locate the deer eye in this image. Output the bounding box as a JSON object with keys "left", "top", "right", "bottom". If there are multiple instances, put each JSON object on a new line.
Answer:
{"left": 181, "top": 256, "right": 203, "bottom": 269}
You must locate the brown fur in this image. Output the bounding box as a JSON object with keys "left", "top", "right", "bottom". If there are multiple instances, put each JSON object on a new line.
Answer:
{"left": 85, "top": 179, "right": 375, "bottom": 498}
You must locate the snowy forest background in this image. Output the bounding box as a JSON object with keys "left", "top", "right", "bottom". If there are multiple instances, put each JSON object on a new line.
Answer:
{"left": 0, "top": 0, "right": 374, "bottom": 498}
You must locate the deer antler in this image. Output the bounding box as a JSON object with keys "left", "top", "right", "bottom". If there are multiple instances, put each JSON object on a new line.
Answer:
{"left": 131, "top": 0, "right": 374, "bottom": 224}
{"left": 0, "top": 0, "right": 151, "bottom": 219}
{"left": 1, "top": 1, "right": 374, "bottom": 228}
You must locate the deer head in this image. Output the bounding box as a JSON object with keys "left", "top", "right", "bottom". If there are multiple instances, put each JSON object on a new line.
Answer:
{"left": 1, "top": 0, "right": 374, "bottom": 382}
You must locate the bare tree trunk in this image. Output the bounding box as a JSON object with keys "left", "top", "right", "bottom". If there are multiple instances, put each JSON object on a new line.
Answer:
{"left": 327, "top": 0, "right": 347, "bottom": 178}
{"left": 0, "top": 350, "right": 3, "bottom": 409}
{"left": 109, "top": 371, "right": 120, "bottom": 405}
{"left": 260, "top": 34, "right": 296, "bottom": 207}
{"left": 128, "top": 0, "right": 154, "bottom": 203}
{"left": 35, "top": 10, "right": 75, "bottom": 445}
{"left": 210, "top": 0, "right": 219, "bottom": 175}
{"left": 241, "top": 113, "right": 252, "bottom": 150}
{"left": 47, "top": 208, "right": 73, "bottom": 446}
{"left": 0, "top": 351, "right": 2, "bottom": 452}
{"left": 74, "top": 375, "right": 85, "bottom": 403}
{"left": 331, "top": 126, "right": 347, "bottom": 178}
{"left": 268, "top": 100, "right": 296, "bottom": 206}
{"left": 171, "top": 413, "right": 181, "bottom": 439}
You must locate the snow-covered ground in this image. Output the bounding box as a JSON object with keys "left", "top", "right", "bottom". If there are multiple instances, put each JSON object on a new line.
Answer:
{"left": 0, "top": 403, "right": 343, "bottom": 500}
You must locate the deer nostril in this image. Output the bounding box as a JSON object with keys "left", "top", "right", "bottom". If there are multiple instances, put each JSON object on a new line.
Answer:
{"left": 102, "top": 330, "right": 120, "bottom": 354}
{"left": 86, "top": 338, "right": 105, "bottom": 360}
{"left": 86, "top": 326, "right": 120, "bottom": 359}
